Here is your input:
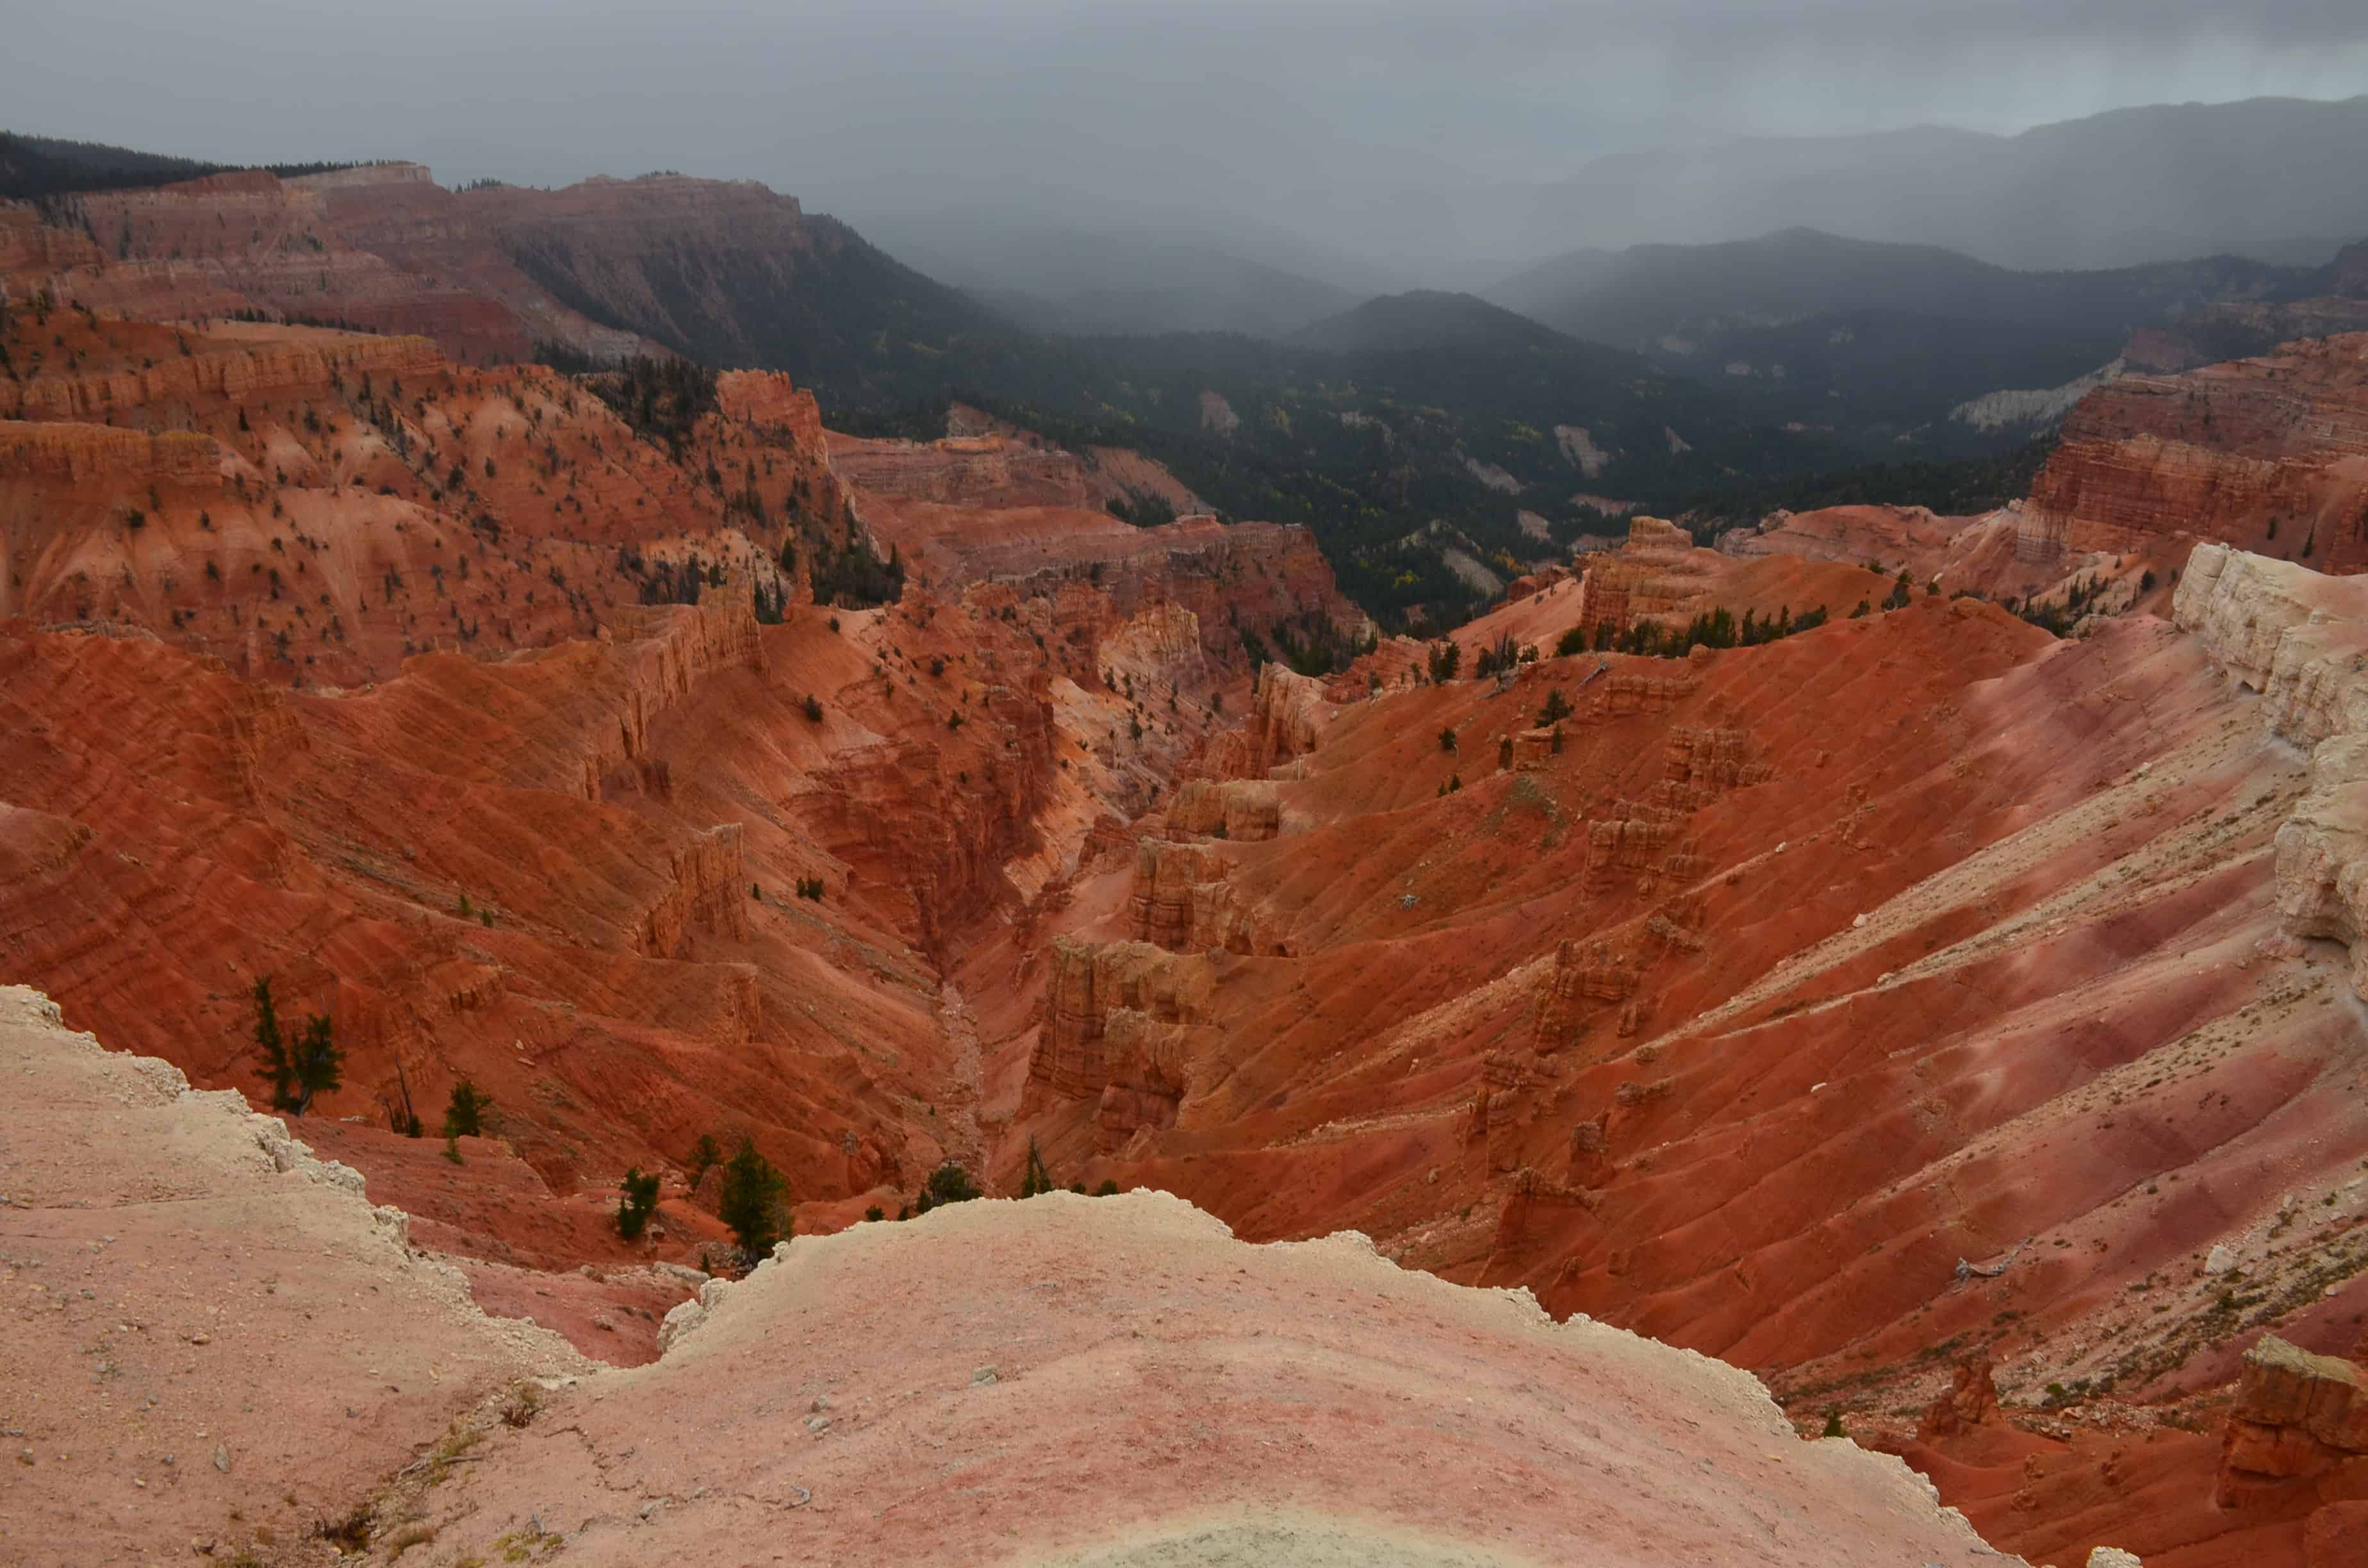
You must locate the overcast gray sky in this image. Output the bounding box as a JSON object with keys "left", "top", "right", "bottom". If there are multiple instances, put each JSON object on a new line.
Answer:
{"left": 9, "top": 1, "right": 2367, "bottom": 283}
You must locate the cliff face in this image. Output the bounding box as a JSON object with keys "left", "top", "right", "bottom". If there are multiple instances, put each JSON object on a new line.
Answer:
{"left": 1574, "top": 515, "right": 1705, "bottom": 636}
{"left": 2122, "top": 243, "right": 2368, "bottom": 373}
{"left": 1722, "top": 502, "right": 2090, "bottom": 605}
{"left": 24, "top": 165, "right": 661, "bottom": 363}
{"left": 2175, "top": 544, "right": 2368, "bottom": 997}
{"left": 2022, "top": 334, "right": 2368, "bottom": 571}
{"left": 826, "top": 430, "right": 1095, "bottom": 508}
{"left": 1029, "top": 939, "right": 1211, "bottom": 1095}
{"left": 1545, "top": 513, "right": 1901, "bottom": 650}
{"left": 1165, "top": 778, "right": 1281, "bottom": 839}
{"left": 816, "top": 399, "right": 1359, "bottom": 692}
{"left": 1126, "top": 838, "right": 1230, "bottom": 948}
{"left": 853, "top": 492, "right": 1360, "bottom": 676}
{"left": 1194, "top": 662, "right": 1329, "bottom": 779}
{"left": 0, "top": 272, "right": 1240, "bottom": 1223}
{"left": 1124, "top": 835, "right": 1276, "bottom": 956}
{"left": 12, "top": 161, "right": 962, "bottom": 376}
{"left": 455, "top": 172, "right": 830, "bottom": 363}
{"left": 2216, "top": 1336, "right": 2368, "bottom": 1507}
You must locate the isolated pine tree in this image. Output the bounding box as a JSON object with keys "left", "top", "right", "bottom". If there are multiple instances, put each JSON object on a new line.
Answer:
{"left": 616, "top": 1166, "right": 661, "bottom": 1239}
{"left": 717, "top": 1136, "right": 788, "bottom": 1259}
{"left": 284, "top": 1013, "right": 342, "bottom": 1115}
{"left": 443, "top": 1078, "right": 493, "bottom": 1139}
{"left": 251, "top": 976, "right": 341, "bottom": 1114}
{"left": 251, "top": 976, "right": 291, "bottom": 1109}
{"left": 1019, "top": 1137, "right": 1055, "bottom": 1198}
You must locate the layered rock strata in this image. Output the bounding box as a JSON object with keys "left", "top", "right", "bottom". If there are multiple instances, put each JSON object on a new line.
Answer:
{"left": 1026, "top": 938, "right": 1217, "bottom": 1149}
{"left": 1574, "top": 515, "right": 1706, "bottom": 637}
{"left": 2175, "top": 544, "right": 2368, "bottom": 996}
{"left": 2023, "top": 334, "right": 2368, "bottom": 569}
{"left": 1195, "top": 663, "right": 1328, "bottom": 780}
{"left": 2216, "top": 1335, "right": 2368, "bottom": 1505}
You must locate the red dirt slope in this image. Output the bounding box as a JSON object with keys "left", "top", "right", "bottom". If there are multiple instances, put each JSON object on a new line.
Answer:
{"left": 992, "top": 584, "right": 2368, "bottom": 1566}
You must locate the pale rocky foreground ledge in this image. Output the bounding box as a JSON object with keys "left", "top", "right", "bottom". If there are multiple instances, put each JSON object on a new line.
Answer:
{"left": 387, "top": 1189, "right": 2029, "bottom": 1567}
{"left": 0, "top": 984, "right": 584, "bottom": 1565}
{"left": 0, "top": 981, "right": 2066, "bottom": 1566}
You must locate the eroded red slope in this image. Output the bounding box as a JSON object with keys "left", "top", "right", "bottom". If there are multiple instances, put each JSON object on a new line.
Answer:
{"left": 991, "top": 589, "right": 2368, "bottom": 1566}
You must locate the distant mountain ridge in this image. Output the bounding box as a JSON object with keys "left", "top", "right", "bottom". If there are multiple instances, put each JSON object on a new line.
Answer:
{"left": 1487, "top": 228, "right": 2304, "bottom": 348}
{"left": 1483, "top": 226, "right": 2338, "bottom": 453}
{"left": 1506, "top": 95, "right": 2368, "bottom": 274}
{"left": 0, "top": 129, "right": 372, "bottom": 200}
{"left": 1290, "top": 289, "right": 1572, "bottom": 355}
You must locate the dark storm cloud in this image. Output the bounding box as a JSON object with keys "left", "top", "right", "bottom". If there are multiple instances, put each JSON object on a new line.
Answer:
{"left": 6, "top": 1, "right": 2364, "bottom": 285}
